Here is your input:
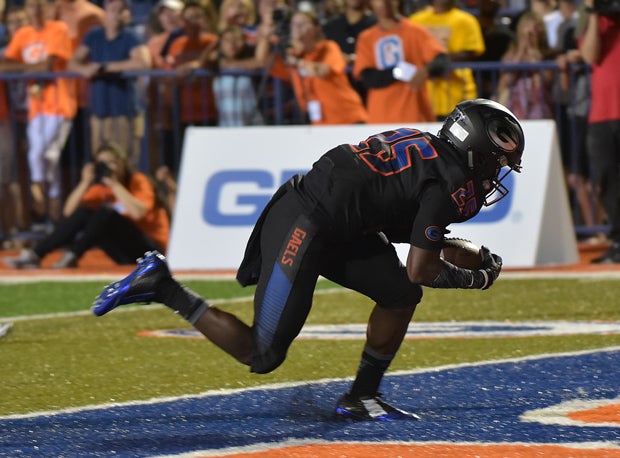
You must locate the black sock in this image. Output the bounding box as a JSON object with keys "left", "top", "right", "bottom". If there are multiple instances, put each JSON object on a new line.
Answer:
{"left": 348, "top": 345, "right": 394, "bottom": 398}
{"left": 157, "top": 277, "right": 210, "bottom": 325}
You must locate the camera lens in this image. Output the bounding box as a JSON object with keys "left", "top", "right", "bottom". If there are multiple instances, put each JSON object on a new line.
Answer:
{"left": 94, "top": 161, "right": 111, "bottom": 183}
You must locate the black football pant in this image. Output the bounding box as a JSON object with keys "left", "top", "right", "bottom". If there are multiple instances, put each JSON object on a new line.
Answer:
{"left": 33, "top": 205, "right": 163, "bottom": 264}
{"left": 250, "top": 189, "right": 422, "bottom": 374}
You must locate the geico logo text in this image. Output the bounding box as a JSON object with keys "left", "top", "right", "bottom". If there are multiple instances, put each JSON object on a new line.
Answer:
{"left": 203, "top": 170, "right": 305, "bottom": 226}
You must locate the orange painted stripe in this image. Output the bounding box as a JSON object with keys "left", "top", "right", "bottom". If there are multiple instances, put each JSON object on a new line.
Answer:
{"left": 568, "top": 403, "right": 620, "bottom": 425}
{"left": 205, "top": 443, "right": 620, "bottom": 458}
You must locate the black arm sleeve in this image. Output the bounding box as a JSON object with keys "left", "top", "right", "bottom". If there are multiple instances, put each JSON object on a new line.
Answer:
{"left": 426, "top": 53, "right": 451, "bottom": 78}
{"left": 360, "top": 68, "right": 396, "bottom": 88}
{"left": 429, "top": 259, "right": 489, "bottom": 289}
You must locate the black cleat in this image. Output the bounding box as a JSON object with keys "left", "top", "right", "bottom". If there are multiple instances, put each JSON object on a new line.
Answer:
{"left": 335, "top": 392, "right": 420, "bottom": 421}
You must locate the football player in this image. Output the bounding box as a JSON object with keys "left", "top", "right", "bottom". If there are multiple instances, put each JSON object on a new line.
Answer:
{"left": 92, "top": 98, "right": 524, "bottom": 421}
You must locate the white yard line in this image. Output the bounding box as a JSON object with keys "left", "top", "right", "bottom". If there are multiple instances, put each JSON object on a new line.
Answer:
{"left": 2, "top": 269, "right": 620, "bottom": 284}
{"left": 2, "top": 345, "right": 619, "bottom": 421}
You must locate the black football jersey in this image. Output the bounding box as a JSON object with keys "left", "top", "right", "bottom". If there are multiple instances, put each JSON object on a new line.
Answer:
{"left": 297, "top": 128, "right": 487, "bottom": 251}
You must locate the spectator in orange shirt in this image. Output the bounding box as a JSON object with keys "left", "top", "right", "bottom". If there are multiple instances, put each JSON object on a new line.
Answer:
{"left": 267, "top": 10, "right": 368, "bottom": 125}
{"left": 3, "top": 141, "right": 170, "bottom": 269}
{"left": 353, "top": 0, "right": 449, "bottom": 123}
{"left": 0, "top": 0, "right": 78, "bottom": 226}
{"left": 165, "top": 0, "right": 219, "bottom": 127}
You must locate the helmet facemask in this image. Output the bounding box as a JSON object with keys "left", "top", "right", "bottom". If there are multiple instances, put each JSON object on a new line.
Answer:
{"left": 482, "top": 167, "right": 513, "bottom": 206}
{"left": 470, "top": 150, "right": 520, "bottom": 206}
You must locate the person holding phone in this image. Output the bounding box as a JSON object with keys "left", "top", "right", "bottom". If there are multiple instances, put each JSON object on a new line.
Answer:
{"left": 3, "top": 142, "right": 170, "bottom": 269}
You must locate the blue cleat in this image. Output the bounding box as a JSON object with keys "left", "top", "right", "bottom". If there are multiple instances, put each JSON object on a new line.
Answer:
{"left": 92, "top": 251, "right": 171, "bottom": 316}
{"left": 335, "top": 392, "right": 421, "bottom": 421}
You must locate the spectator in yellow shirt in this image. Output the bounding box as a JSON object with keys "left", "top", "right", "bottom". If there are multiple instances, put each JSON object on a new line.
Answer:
{"left": 410, "top": 0, "right": 485, "bottom": 120}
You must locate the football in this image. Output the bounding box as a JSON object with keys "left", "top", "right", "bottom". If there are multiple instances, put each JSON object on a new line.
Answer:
{"left": 441, "top": 238, "right": 484, "bottom": 270}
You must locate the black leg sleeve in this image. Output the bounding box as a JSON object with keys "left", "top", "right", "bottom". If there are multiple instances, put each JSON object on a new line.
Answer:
{"left": 349, "top": 345, "right": 395, "bottom": 398}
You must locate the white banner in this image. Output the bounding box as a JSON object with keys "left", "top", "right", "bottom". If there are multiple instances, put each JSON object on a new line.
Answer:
{"left": 168, "top": 121, "right": 577, "bottom": 270}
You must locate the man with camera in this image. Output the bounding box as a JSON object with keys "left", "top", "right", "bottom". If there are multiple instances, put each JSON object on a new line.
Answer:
{"left": 579, "top": 0, "right": 620, "bottom": 263}
{"left": 3, "top": 142, "right": 169, "bottom": 269}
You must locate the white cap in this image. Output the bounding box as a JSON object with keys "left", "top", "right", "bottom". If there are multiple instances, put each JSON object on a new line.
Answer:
{"left": 157, "top": 0, "right": 184, "bottom": 11}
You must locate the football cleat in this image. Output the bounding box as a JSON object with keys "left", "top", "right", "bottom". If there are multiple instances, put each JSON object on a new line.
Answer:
{"left": 335, "top": 392, "right": 421, "bottom": 421}
{"left": 92, "top": 251, "right": 170, "bottom": 316}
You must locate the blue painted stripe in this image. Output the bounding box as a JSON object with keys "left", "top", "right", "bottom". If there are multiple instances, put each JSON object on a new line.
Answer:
{"left": 256, "top": 263, "right": 292, "bottom": 349}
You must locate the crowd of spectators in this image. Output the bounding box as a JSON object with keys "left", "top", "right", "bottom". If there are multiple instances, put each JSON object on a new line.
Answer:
{"left": 0, "top": 0, "right": 618, "bottom": 263}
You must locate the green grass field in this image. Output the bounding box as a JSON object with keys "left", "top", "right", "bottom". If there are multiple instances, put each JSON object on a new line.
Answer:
{"left": 1, "top": 275, "right": 619, "bottom": 417}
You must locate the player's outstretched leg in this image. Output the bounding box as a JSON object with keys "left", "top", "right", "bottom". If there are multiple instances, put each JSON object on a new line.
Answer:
{"left": 93, "top": 250, "right": 253, "bottom": 367}
{"left": 335, "top": 392, "right": 421, "bottom": 421}
{"left": 92, "top": 251, "right": 170, "bottom": 316}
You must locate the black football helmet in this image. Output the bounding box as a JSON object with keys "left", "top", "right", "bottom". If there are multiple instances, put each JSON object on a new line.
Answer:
{"left": 439, "top": 98, "right": 524, "bottom": 206}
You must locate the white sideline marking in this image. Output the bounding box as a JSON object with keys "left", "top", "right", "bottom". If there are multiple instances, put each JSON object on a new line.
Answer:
{"left": 144, "top": 321, "right": 620, "bottom": 341}
{"left": 290, "top": 321, "right": 620, "bottom": 339}
{"left": 1, "top": 269, "right": 620, "bottom": 284}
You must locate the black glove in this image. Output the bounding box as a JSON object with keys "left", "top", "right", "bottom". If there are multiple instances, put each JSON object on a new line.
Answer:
{"left": 479, "top": 246, "right": 502, "bottom": 290}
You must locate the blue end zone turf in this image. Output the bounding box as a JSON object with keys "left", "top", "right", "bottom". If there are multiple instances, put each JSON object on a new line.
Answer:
{"left": 1, "top": 348, "right": 618, "bottom": 457}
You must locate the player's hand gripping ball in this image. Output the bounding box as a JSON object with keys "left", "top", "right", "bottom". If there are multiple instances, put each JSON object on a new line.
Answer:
{"left": 440, "top": 238, "right": 484, "bottom": 270}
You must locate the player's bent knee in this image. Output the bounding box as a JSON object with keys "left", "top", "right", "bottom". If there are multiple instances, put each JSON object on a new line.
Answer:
{"left": 379, "top": 284, "right": 423, "bottom": 310}
{"left": 250, "top": 347, "right": 287, "bottom": 374}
